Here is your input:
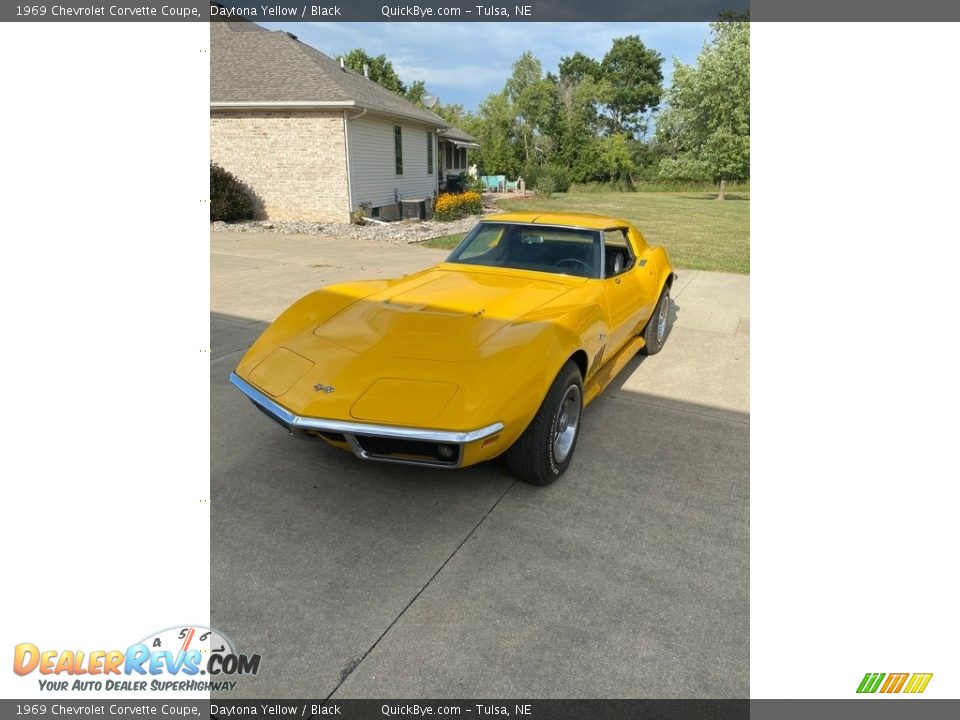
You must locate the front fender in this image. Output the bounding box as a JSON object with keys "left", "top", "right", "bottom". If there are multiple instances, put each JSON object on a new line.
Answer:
{"left": 437, "top": 306, "right": 600, "bottom": 455}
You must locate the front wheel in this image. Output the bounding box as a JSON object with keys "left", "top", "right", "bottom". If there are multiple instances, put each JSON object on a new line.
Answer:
{"left": 505, "top": 361, "right": 583, "bottom": 485}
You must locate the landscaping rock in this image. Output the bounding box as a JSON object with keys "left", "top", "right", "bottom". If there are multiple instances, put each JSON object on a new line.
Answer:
{"left": 211, "top": 208, "right": 504, "bottom": 245}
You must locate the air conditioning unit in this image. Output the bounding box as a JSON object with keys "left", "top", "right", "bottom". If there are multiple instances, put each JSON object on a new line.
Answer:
{"left": 401, "top": 198, "right": 428, "bottom": 220}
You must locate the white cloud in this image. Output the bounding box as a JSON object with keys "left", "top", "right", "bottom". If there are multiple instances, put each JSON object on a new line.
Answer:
{"left": 393, "top": 63, "right": 513, "bottom": 89}
{"left": 260, "top": 21, "right": 710, "bottom": 111}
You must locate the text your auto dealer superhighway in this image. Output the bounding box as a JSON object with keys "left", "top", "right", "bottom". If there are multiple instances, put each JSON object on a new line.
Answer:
{"left": 48, "top": 5, "right": 202, "bottom": 17}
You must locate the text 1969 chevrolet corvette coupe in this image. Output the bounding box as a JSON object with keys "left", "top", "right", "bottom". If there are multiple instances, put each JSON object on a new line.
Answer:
{"left": 230, "top": 212, "right": 674, "bottom": 485}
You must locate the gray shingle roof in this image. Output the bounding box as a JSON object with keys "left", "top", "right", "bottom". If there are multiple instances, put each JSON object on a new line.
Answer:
{"left": 439, "top": 126, "right": 479, "bottom": 144}
{"left": 210, "top": 20, "right": 449, "bottom": 128}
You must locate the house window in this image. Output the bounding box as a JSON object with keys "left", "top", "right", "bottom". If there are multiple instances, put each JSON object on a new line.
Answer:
{"left": 394, "top": 125, "right": 403, "bottom": 175}
{"left": 445, "top": 142, "right": 453, "bottom": 170}
{"left": 427, "top": 132, "right": 433, "bottom": 175}
{"left": 458, "top": 147, "right": 467, "bottom": 168}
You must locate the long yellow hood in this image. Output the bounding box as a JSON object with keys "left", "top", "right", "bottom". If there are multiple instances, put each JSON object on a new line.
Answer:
{"left": 235, "top": 266, "right": 587, "bottom": 429}
{"left": 313, "top": 267, "right": 575, "bottom": 362}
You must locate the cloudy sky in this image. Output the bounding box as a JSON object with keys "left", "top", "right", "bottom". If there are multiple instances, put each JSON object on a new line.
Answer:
{"left": 259, "top": 22, "right": 711, "bottom": 112}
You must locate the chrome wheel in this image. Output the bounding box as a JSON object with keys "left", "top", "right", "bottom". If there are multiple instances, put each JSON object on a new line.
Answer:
{"left": 552, "top": 385, "right": 582, "bottom": 463}
{"left": 656, "top": 293, "right": 669, "bottom": 343}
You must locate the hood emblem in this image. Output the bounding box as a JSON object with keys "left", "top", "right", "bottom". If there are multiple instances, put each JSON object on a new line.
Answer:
{"left": 314, "top": 383, "right": 335, "bottom": 394}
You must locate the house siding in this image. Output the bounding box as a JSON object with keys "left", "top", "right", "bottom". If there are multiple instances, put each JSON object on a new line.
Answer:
{"left": 348, "top": 115, "right": 438, "bottom": 210}
{"left": 210, "top": 111, "right": 351, "bottom": 223}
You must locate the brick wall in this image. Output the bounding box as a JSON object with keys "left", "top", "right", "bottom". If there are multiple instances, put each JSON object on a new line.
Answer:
{"left": 210, "top": 111, "right": 351, "bottom": 223}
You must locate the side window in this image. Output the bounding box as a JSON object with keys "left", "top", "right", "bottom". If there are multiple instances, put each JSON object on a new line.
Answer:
{"left": 394, "top": 125, "right": 403, "bottom": 175}
{"left": 604, "top": 229, "right": 634, "bottom": 278}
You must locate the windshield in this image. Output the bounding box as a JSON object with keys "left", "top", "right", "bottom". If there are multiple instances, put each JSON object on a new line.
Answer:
{"left": 446, "top": 223, "right": 601, "bottom": 279}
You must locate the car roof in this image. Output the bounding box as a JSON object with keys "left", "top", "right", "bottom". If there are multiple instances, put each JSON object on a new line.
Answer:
{"left": 481, "top": 212, "right": 631, "bottom": 230}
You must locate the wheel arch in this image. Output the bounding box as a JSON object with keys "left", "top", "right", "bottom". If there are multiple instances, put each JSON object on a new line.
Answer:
{"left": 567, "top": 349, "right": 589, "bottom": 380}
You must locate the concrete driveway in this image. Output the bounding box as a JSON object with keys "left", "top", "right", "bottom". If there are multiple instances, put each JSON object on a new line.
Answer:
{"left": 211, "top": 230, "right": 749, "bottom": 698}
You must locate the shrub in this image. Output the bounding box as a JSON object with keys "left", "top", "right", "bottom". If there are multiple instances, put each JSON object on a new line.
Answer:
{"left": 533, "top": 163, "right": 571, "bottom": 198}
{"left": 520, "top": 162, "right": 542, "bottom": 189}
{"left": 459, "top": 190, "right": 482, "bottom": 215}
{"left": 464, "top": 174, "right": 486, "bottom": 194}
{"left": 210, "top": 163, "right": 256, "bottom": 222}
{"left": 434, "top": 191, "right": 482, "bottom": 221}
{"left": 535, "top": 175, "right": 556, "bottom": 199}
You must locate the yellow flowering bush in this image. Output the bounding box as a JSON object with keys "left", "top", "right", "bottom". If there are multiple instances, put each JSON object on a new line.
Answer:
{"left": 434, "top": 191, "right": 482, "bottom": 221}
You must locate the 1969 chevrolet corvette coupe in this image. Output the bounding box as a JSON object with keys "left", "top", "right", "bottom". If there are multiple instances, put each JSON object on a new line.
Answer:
{"left": 230, "top": 212, "right": 674, "bottom": 485}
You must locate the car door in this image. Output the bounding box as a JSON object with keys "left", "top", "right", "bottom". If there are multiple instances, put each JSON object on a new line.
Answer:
{"left": 601, "top": 228, "right": 654, "bottom": 352}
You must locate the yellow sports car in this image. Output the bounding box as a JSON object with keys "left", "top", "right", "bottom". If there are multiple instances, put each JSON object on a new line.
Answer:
{"left": 230, "top": 212, "right": 674, "bottom": 485}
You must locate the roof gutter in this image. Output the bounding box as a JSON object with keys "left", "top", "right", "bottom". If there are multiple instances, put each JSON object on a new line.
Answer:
{"left": 210, "top": 100, "right": 448, "bottom": 128}
{"left": 210, "top": 100, "right": 357, "bottom": 110}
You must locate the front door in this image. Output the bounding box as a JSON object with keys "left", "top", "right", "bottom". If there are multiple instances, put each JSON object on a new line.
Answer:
{"left": 602, "top": 228, "right": 648, "bottom": 353}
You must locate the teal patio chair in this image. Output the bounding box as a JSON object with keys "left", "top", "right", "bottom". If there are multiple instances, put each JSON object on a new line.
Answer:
{"left": 482, "top": 175, "right": 502, "bottom": 192}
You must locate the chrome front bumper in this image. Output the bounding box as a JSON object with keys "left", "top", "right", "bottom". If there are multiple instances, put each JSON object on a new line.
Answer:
{"left": 229, "top": 373, "right": 503, "bottom": 468}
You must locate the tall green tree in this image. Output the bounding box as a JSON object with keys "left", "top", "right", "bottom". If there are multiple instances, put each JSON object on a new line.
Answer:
{"left": 504, "top": 52, "right": 556, "bottom": 165}
{"left": 404, "top": 80, "right": 428, "bottom": 106}
{"left": 341, "top": 50, "right": 432, "bottom": 107}
{"left": 597, "top": 134, "right": 637, "bottom": 183}
{"left": 548, "top": 72, "right": 607, "bottom": 182}
{"left": 599, "top": 36, "right": 664, "bottom": 136}
{"left": 656, "top": 22, "right": 750, "bottom": 198}
{"left": 558, "top": 52, "right": 601, "bottom": 84}
{"left": 433, "top": 102, "right": 469, "bottom": 126}
{"left": 472, "top": 90, "right": 523, "bottom": 177}
{"left": 340, "top": 49, "right": 407, "bottom": 94}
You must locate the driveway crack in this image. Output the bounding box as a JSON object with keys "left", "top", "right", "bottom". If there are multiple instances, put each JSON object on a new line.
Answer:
{"left": 671, "top": 269, "right": 699, "bottom": 300}
{"left": 325, "top": 480, "right": 516, "bottom": 700}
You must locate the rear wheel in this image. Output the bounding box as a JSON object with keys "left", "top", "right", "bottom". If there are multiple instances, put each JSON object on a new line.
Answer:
{"left": 505, "top": 361, "right": 583, "bottom": 485}
{"left": 642, "top": 284, "right": 671, "bottom": 355}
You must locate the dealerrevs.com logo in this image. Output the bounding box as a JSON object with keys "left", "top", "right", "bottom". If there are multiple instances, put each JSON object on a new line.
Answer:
{"left": 857, "top": 672, "right": 933, "bottom": 694}
{"left": 13, "top": 625, "right": 260, "bottom": 692}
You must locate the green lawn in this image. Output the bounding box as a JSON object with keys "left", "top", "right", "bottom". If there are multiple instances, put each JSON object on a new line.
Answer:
{"left": 421, "top": 191, "right": 750, "bottom": 274}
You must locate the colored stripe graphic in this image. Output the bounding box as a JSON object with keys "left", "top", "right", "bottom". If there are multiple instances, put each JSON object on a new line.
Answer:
{"left": 857, "top": 673, "right": 885, "bottom": 693}
{"left": 903, "top": 673, "right": 933, "bottom": 694}
{"left": 880, "top": 673, "right": 909, "bottom": 693}
{"left": 181, "top": 628, "right": 196, "bottom": 653}
{"left": 858, "top": 672, "right": 933, "bottom": 694}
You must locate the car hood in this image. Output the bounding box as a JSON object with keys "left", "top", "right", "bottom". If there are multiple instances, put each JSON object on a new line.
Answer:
{"left": 313, "top": 267, "right": 574, "bottom": 362}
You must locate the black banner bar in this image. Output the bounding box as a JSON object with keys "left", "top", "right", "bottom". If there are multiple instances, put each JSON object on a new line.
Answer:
{"left": 5, "top": 0, "right": 960, "bottom": 22}
{"left": 212, "top": 699, "right": 749, "bottom": 719}
{"left": 3, "top": 0, "right": 745, "bottom": 23}
{"left": 3, "top": 700, "right": 960, "bottom": 720}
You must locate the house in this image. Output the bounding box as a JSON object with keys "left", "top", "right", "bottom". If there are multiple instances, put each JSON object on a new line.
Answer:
{"left": 210, "top": 19, "right": 478, "bottom": 222}
{"left": 438, "top": 127, "right": 481, "bottom": 190}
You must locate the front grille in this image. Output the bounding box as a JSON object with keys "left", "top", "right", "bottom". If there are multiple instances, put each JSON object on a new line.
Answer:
{"left": 353, "top": 435, "right": 461, "bottom": 466}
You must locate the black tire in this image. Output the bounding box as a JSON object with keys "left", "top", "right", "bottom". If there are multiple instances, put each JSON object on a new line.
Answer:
{"left": 505, "top": 361, "right": 583, "bottom": 485}
{"left": 641, "top": 284, "right": 671, "bottom": 355}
